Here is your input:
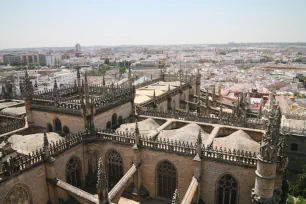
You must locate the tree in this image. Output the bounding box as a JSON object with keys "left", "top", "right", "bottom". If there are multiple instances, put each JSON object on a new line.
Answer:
{"left": 290, "top": 166, "right": 306, "bottom": 198}
{"left": 104, "top": 58, "right": 110, "bottom": 65}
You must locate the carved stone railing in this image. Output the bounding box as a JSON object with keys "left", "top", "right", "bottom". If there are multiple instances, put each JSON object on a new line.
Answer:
{"left": 138, "top": 110, "right": 265, "bottom": 129}
{"left": 0, "top": 113, "right": 26, "bottom": 135}
{"left": 0, "top": 131, "right": 87, "bottom": 182}
{"left": 96, "top": 129, "right": 258, "bottom": 167}
{"left": 32, "top": 88, "right": 133, "bottom": 113}
{"left": 0, "top": 128, "right": 257, "bottom": 183}
{"left": 281, "top": 126, "right": 306, "bottom": 136}
{"left": 135, "top": 77, "right": 162, "bottom": 89}
{"left": 285, "top": 113, "right": 306, "bottom": 120}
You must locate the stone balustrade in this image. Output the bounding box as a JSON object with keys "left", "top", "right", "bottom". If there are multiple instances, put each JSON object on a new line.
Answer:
{"left": 1, "top": 128, "right": 258, "bottom": 183}
{"left": 0, "top": 113, "right": 26, "bottom": 135}
{"left": 138, "top": 110, "right": 265, "bottom": 129}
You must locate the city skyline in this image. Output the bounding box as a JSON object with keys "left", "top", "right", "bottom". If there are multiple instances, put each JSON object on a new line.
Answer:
{"left": 1, "top": 0, "right": 306, "bottom": 49}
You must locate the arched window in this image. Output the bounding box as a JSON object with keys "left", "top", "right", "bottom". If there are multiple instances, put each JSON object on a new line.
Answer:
{"left": 157, "top": 160, "right": 177, "bottom": 199}
{"left": 63, "top": 126, "right": 70, "bottom": 135}
{"left": 4, "top": 184, "right": 32, "bottom": 204}
{"left": 112, "top": 113, "right": 118, "bottom": 127}
{"left": 46, "top": 123, "right": 53, "bottom": 132}
{"left": 118, "top": 116, "right": 123, "bottom": 125}
{"left": 66, "top": 157, "right": 81, "bottom": 188}
{"left": 54, "top": 118, "right": 62, "bottom": 132}
{"left": 107, "top": 150, "right": 123, "bottom": 190}
{"left": 217, "top": 174, "right": 238, "bottom": 204}
{"left": 106, "top": 121, "right": 111, "bottom": 129}
{"left": 291, "top": 143, "right": 298, "bottom": 151}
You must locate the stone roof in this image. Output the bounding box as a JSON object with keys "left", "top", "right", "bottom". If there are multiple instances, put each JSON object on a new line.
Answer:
{"left": 117, "top": 118, "right": 160, "bottom": 135}
{"left": 212, "top": 130, "right": 259, "bottom": 152}
{"left": 1, "top": 106, "right": 26, "bottom": 115}
{"left": 158, "top": 123, "right": 209, "bottom": 143}
{"left": 6, "top": 132, "right": 64, "bottom": 155}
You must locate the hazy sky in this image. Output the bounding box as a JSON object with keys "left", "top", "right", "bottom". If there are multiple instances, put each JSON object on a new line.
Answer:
{"left": 1, "top": 0, "right": 305, "bottom": 49}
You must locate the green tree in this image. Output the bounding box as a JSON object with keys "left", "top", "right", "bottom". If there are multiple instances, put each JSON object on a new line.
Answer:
{"left": 290, "top": 166, "right": 306, "bottom": 198}
{"left": 104, "top": 58, "right": 110, "bottom": 65}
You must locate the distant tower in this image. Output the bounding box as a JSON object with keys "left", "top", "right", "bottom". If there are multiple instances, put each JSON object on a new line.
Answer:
{"left": 75, "top": 43, "right": 82, "bottom": 57}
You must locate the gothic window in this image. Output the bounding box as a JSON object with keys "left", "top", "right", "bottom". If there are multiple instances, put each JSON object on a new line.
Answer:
{"left": 106, "top": 121, "right": 111, "bottom": 129}
{"left": 291, "top": 143, "right": 298, "bottom": 151}
{"left": 66, "top": 157, "right": 81, "bottom": 188}
{"left": 217, "top": 174, "right": 238, "bottom": 204}
{"left": 118, "top": 116, "right": 123, "bottom": 125}
{"left": 4, "top": 184, "right": 31, "bottom": 204}
{"left": 46, "top": 123, "right": 53, "bottom": 132}
{"left": 63, "top": 126, "right": 70, "bottom": 135}
{"left": 54, "top": 118, "right": 62, "bottom": 132}
{"left": 157, "top": 160, "right": 177, "bottom": 199}
{"left": 107, "top": 150, "right": 123, "bottom": 190}
{"left": 112, "top": 113, "right": 118, "bottom": 127}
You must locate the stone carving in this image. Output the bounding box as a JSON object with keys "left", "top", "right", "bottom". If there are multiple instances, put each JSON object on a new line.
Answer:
{"left": 4, "top": 184, "right": 31, "bottom": 204}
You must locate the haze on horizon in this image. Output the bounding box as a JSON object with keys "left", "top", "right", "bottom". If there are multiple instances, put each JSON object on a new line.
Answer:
{"left": 1, "top": 0, "right": 305, "bottom": 50}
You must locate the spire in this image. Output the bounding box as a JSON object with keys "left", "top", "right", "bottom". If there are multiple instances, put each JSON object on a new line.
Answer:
{"left": 168, "top": 83, "right": 171, "bottom": 92}
{"left": 84, "top": 72, "right": 90, "bottom": 106}
{"left": 171, "top": 189, "right": 180, "bottom": 204}
{"left": 97, "top": 158, "right": 109, "bottom": 204}
{"left": 133, "top": 119, "right": 140, "bottom": 149}
{"left": 76, "top": 65, "right": 81, "bottom": 87}
{"left": 43, "top": 129, "right": 49, "bottom": 147}
{"left": 24, "top": 70, "right": 34, "bottom": 99}
{"left": 219, "top": 105, "right": 223, "bottom": 120}
{"left": 53, "top": 79, "right": 58, "bottom": 90}
{"left": 153, "top": 89, "right": 156, "bottom": 99}
{"left": 194, "top": 129, "right": 202, "bottom": 161}
{"left": 43, "top": 129, "right": 50, "bottom": 161}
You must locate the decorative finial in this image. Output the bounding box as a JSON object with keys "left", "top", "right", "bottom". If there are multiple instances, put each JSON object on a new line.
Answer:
{"left": 172, "top": 189, "right": 180, "bottom": 204}
{"left": 97, "top": 158, "right": 109, "bottom": 203}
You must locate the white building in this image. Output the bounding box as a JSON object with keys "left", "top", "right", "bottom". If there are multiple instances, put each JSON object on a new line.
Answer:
{"left": 46, "top": 54, "right": 62, "bottom": 66}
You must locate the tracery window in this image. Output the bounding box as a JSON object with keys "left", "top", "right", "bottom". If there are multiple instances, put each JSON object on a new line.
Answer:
{"left": 107, "top": 150, "right": 123, "bottom": 190}
{"left": 157, "top": 160, "right": 177, "bottom": 199}
{"left": 217, "top": 174, "right": 238, "bottom": 204}
{"left": 66, "top": 157, "right": 81, "bottom": 188}
{"left": 63, "top": 126, "right": 70, "bottom": 135}
{"left": 46, "top": 123, "right": 53, "bottom": 132}
{"left": 112, "top": 113, "right": 118, "bottom": 127}
{"left": 106, "top": 121, "right": 111, "bottom": 129}
{"left": 4, "top": 184, "right": 31, "bottom": 204}
{"left": 54, "top": 118, "right": 62, "bottom": 132}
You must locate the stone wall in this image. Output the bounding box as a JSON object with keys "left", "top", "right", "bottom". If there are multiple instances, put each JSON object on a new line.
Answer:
{"left": 32, "top": 110, "right": 84, "bottom": 132}
{"left": 94, "top": 102, "right": 132, "bottom": 129}
{"left": 0, "top": 163, "right": 49, "bottom": 204}
{"left": 53, "top": 143, "right": 86, "bottom": 201}
{"left": 86, "top": 141, "right": 259, "bottom": 203}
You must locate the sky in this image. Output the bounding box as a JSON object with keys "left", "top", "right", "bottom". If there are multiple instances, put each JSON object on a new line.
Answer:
{"left": 0, "top": 0, "right": 306, "bottom": 49}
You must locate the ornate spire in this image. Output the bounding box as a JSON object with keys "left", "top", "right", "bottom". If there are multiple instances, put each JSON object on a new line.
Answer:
{"left": 133, "top": 119, "right": 140, "bottom": 149}
{"left": 171, "top": 189, "right": 180, "bottom": 204}
{"left": 97, "top": 158, "right": 109, "bottom": 204}
{"left": 84, "top": 72, "right": 90, "bottom": 106}
{"left": 194, "top": 130, "right": 202, "bottom": 161}
{"left": 24, "top": 70, "right": 34, "bottom": 99}
{"left": 53, "top": 79, "right": 58, "bottom": 90}
{"left": 43, "top": 129, "right": 50, "bottom": 161}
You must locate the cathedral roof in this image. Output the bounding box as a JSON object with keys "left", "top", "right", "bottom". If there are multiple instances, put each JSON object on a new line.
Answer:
{"left": 212, "top": 130, "right": 259, "bottom": 152}
{"left": 5, "top": 132, "right": 63, "bottom": 155}
{"left": 158, "top": 123, "right": 209, "bottom": 144}
{"left": 117, "top": 118, "right": 161, "bottom": 135}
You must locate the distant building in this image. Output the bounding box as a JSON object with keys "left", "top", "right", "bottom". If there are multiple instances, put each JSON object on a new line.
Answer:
{"left": 130, "top": 59, "right": 159, "bottom": 71}
{"left": 20, "top": 54, "right": 39, "bottom": 64}
{"left": 46, "top": 54, "right": 62, "bottom": 67}
{"left": 3, "top": 54, "right": 21, "bottom": 65}
{"left": 38, "top": 54, "right": 46, "bottom": 66}
{"left": 75, "top": 43, "right": 82, "bottom": 57}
